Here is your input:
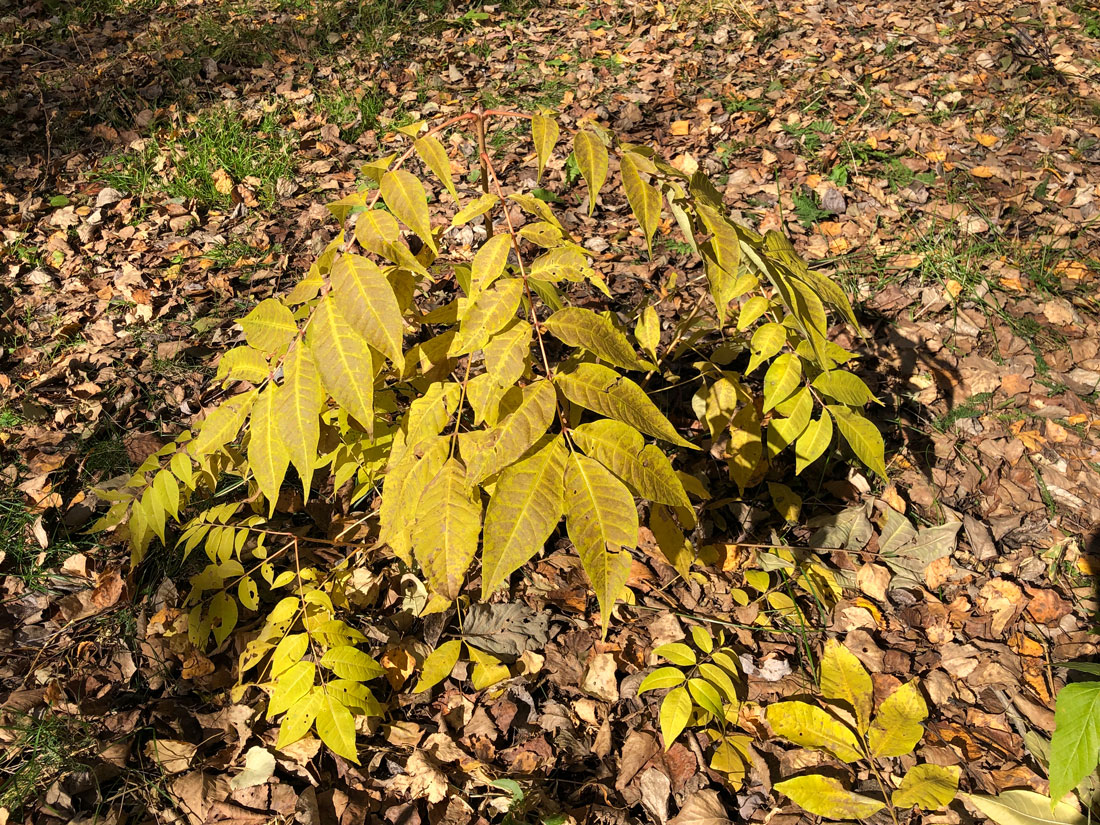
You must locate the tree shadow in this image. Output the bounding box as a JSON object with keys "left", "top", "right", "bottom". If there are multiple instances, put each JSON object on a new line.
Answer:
{"left": 0, "top": 0, "right": 457, "bottom": 190}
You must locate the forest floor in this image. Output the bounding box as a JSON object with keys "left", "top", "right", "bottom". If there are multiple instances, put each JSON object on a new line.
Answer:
{"left": 2, "top": 0, "right": 1100, "bottom": 823}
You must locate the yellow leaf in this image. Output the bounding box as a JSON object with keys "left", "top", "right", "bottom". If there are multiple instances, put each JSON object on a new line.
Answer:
{"left": 555, "top": 363, "right": 696, "bottom": 450}
{"left": 209, "top": 591, "right": 238, "bottom": 647}
{"left": 813, "top": 370, "right": 879, "bottom": 407}
{"left": 762, "top": 353, "right": 802, "bottom": 413}
{"left": 273, "top": 346, "right": 323, "bottom": 501}
{"left": 449, "top": 278, "right": 523, "bottom": 356}
{"left": 519, "top": 221, "right": 563, "bottom": 248}
{"left": 239, "top": 298, "right": 297, "bottom": 354}
{"left": 413, "top": 639, "right": 463, "bottom": 693}
{"left": 381, "top": 169, "right": 436, "bottom": 253}
{"left": 574, "top": 130, "right": 609, "bottom": 215}
{"left": 795, "top": 410, "right": 833, "bottom": 474}
{"left": 469, "top": 233, "right": 512, "bottom": 297}
{"left": 320, "top": 645, "right": 385, "bottom": 681}
{"left": 649, "top": 504, "right": 694, "bottom": 579}
{"left": 238, "top": 576, "right": 259, "bottom": 611}
{"left": 316, "top": 688, "right": 359, "bottom": 763}
{"left": 276, "top": 689, "right": 321, "bottom": 750}
{"left": 414, "top": 133, "right": 458, "bottom": 201}
{"left": 767, "top": 481, "right": 801, "bottom": 523}
{"left": 868, "top": 680, "right": 926, "bottom": 757}
{"left": 216, "top": 346, "right": 270, "bottom": 385}
{"left": 828, "top": 405, "right": 888, "bottom": 480}
{"left": 768, "top": 386, "right": 813, "bottom": 457}
{"left": 481, "top": 436, "right": 568, "bottom": 597}
{"left": 380, "top": 436, "right": 450, "bottom": 563}
{"left": 765, "top": 701, "right": 863, "bottom": 762}
{"left": 308, "top": 297, "right": 375, "bottom": 436}
{"left": 659, "top": 685, "right": 692, "bottom": 749}
{"left": 329, "top": 254, "right": 405, "bottom": 369}
{"left": 354, "top": 209, "right": 400, "bottom": 257}
{"left": 399, "top": 382, "right": 463, "bottom": 460}
{"left": 819, "top": 638, "right": 873, "bottom": 733}
{"left": 737, "top": 295, "right": 770, "bottom": 331}
{"left": 746, "top": 322, "right": 786, "bottom": 374}
{"left": 271, "top": 633, "right": 308, "bottom": 679}
{"left": 411, "top": 458, "right": 483, "bottom": 600}
{"left": 191, "top": 390, "right": 257, "bottom": 457}
{"left": 634, "top": 305, "right": 660, "bottom": 362}
{"left": 531, "top": 114, "right": 559, "bottom": 183}
{"left": 545, "top": 307, "right": 651, "bottom": 371}
{"left": 638, "top": 666, "right": 686, "bottom": 694}
{"left": 467, "top": 645, "right": 510, "bottom": 690}
{"left": 451, "top": 192, "right": 499, "bottom": 227}
{"left": 267, "top": 660, "right": 316, "bottom": 719}
{"left": 248, "top": 388, "right": 289, "bottom": 515}
{"left": 621, "top": 151, "right": 662, "bottom": 256}
{"left": 774, "top": 774, "right": 885, "bottom": 819}
{"left": 483, "top": 319, "right": 531, "bottom": 388}
{"left": 893, "top": 764, "right": 959, "bottom": 809}
{"left": 564, "top": 452, "right": 637, "bottom": 637}
{"left": 572, "top": 419, "right": 690, "bottom": 508}
{"left": 727, "top": 403, "right": 763, "bottom": 491}
{"left": 465, "top": 379, "right": 557, "bottom": 484}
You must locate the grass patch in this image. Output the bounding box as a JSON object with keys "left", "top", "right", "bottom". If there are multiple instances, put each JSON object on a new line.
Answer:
{"left": 0, "top": 493, "right": 83, "bottom": 592}
{"left": 100, "top": 106, "right": 296, "bottom": 207}
{"left": 0, "top": 711, "right": 96, "bottom": 816}
{"left": 315, "top": 88, "right": 390, "bottom": 141}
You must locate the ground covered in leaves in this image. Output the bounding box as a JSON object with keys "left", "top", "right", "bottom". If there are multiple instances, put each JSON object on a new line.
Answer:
{"left": 2, "top": 0, "right": 1100, "bottom": 822}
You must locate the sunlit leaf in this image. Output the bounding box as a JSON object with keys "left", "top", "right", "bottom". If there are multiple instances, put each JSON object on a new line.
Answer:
{"left": 564, "top": 452, "right": 637, "bottom": 637}
{"left": 659, "top": 685, "right": 692, "bottom": 749}
{"left": 414, "top": 133, "right": 458, "bottom": 201}
{"left": 572, "top": 419, "right": 690, "bottom": 508}
{"left": 1049, "top": 681, "right": 1100, "bottom": 803}
{"left": 893, "top": 764, "right": 960, "bottom": 810}
{"left": 819, "top": 638, "right": 873, "bottom": 733}
{"left": 638, "top": 666, "right": 686, "bottom": 694}
{"left": 556, "top": 363, "right": 695, "bottom": 450}
{"left": 621, "top": 151, "right": 661, "bottom": 256}
{"left": 774, "top": 774, "right": 885, "bottom": 820}
{"left": 330, "top": 253, "right": 405, "bottom": 369}
{"left": 413, "top": 639, "right": 463, "bottom": 693}
{"left": 481, "top": 436, "right": 568, "bottom": 597}
{"left": 239, "top": 298, "right": 296, "bottom": 354}
{"left": 309, "top": 297, "right": 374, "bottom": 436}
{"left": 316, "top": 689, "right": 359, "bottom": 763}
{"left": 381, "top": 169, "right": 437, "bottom": 253}
{"left": 574, "top": 129, "right": 609, "bottom": 215}
{"left": 867, "top": 680, "right": 926, "bottom": 757}
{"left": 828, "top": 405, "right": 888, "bottom": 480}
{"left": 273, "top": 346, "right": 323, "bottom": 500}
{"left": 320, "top": 645, "right": 385, "bottom": 681}
{"left": 765, "top": 701, "right": 863, "bottom": 762}
{"left": 450, "top": 278, "right": 523, "bottom": 356}
{"left": 532, "top": 114, "right": 559, "bottom": 183}
{"left": 545, "top": 307, "right": 651, "bottom": 370}
{"left": 411, "top": 458, "right": 483, "bottom": 600}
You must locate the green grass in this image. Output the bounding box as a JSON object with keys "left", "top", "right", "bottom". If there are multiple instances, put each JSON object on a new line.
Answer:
{"left": 0, "top": 711, "right": 95, "bottom": 816}
{"left": 0, "top": 493, "right": 82, "bottom": 592}
{"left": 0, "top": 408, "right": 24, "bottom": 428}
{"left": 315, "top": 88, "right": 391, "bottom": 141}
{"left": 100, "top": 106, "right": 296, "bottom": 207}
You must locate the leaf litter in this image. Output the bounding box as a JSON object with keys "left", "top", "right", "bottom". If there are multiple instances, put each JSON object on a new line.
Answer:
{"left": 1, "top": 0, "right": 1100, "bottom": 823}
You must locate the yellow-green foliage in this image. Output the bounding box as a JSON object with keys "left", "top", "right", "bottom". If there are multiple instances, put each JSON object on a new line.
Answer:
{"left": 767, "top": 639, "right": 959, "bottom": 820}
{"left": 92, "top": 109, "right": 883, "bottom": 761}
